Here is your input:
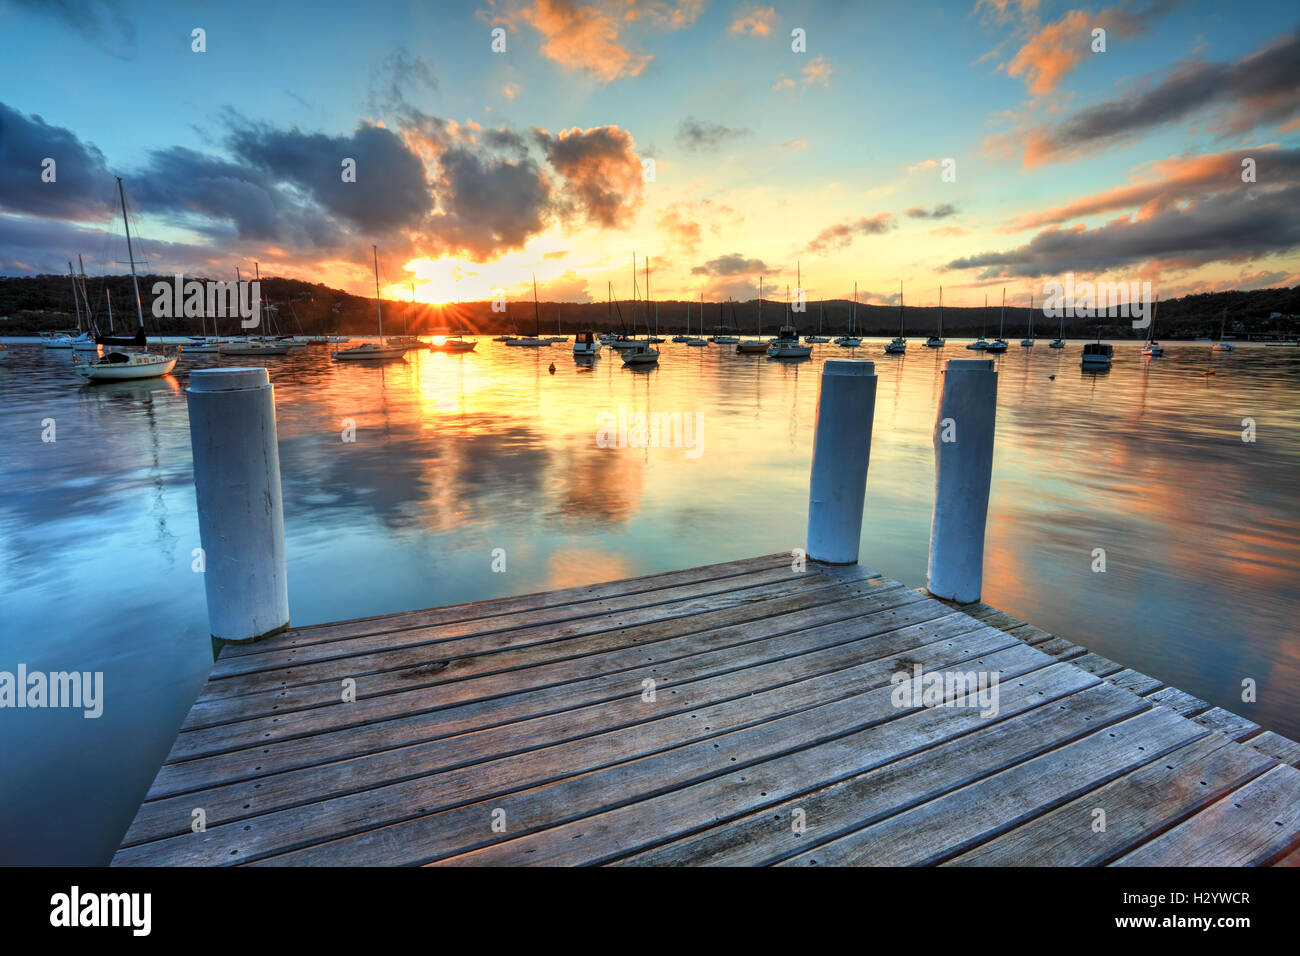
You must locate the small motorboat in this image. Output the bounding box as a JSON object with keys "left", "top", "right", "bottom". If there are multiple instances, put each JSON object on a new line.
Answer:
{"left": 220, "top": 339, "right": 291, "bottom": 355}
{"left": 572, "top": 330, "right": 602, "bottom": 356}
{"left": 967, "top": 338, "right": 989, "bottom": 350}
{"left": 884, "top": 337, "right": 906, "bottom": 354}
{"left": 1049, "top": 338, "right": 1065, "bottom": 349}
{"left": 985, "top": 339, "right": 1008, "bottom": 353}
{"left": 736, "top": 339, "right": 769, "bottom": 353}
{"left": 1081, "top": 342, "right": 1113, "bottom": 368}
{"left": 621, "top": 343, "right": 660, "bottom": 366}
{"left": 332, "top": 342, "right": 407, "bottom": 361}
{"left": 41, "top": 331, "right": 75, "bottom": 349}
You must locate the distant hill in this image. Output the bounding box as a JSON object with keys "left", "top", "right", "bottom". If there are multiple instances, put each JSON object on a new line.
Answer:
{"left": 1, "top": 273, "right": 1296, "bottom": 340}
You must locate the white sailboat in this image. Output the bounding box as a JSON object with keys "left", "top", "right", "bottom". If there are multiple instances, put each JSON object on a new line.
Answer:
{"left": 1141, "top": 295, "right": 1166, "bottom": 355}
{"left": 737, "top": 278, "right": 769, "bottom": 352}
{"left": 884, "top": 281, "right": 906, "bottom": 353}
{"left": 985, "top": 288, "right": 1009, "bottom": 352}
{"left": 968, "top": 293, "right": 991, "bottom": 350}
{"left": 925, "top": 285, "right": 945, "bottom": 347}
{"left": 75, "top": 178, "right": 178, "bottom": 381}
{"left": 1020, "top": 293, "right": 1035, "bottom": 347}
{"left": 805, "top": 299, "right": 830, "bottom": 343}
{"left": 1212, "top": 307, "right": 1235, "bottom": 351}
{"left": 685, "top": 293, "right": 708, "bottom": 346}
{"left": 332, "top": 247, "right": 408, "bottom": 360}
{"left": 1050, "top": 302, "right": 1065, "bottom": 348}
{"left": 837, "top": 283, "right": 862, "bottom": 347}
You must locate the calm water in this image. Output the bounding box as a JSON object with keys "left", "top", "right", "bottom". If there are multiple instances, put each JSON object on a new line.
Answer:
{"left": 2, "top": 337, "right": 1298, "bottom": 864}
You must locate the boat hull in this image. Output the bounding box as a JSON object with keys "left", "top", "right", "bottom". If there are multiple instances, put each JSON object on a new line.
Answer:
{"left": 75, "top": 355, "right": 178, "bottom": 380}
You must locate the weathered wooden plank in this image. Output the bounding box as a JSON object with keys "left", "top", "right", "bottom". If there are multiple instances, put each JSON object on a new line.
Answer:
{"left": 220, "top": 552, "right": 801, "bottom": 657}
{"left": 1112, "top": 764, "right": 1300, "bottom": 866}
{"left": 1193, "top": 706, "right": 1260, "bottom": 742}
{"left": 203, "top": 564, "right": 859, "bottom": 691}
{"left": 115, "top": 636, "right": 1046, "bottom": 864}
{"left": 1146, "top": 686, "right": 1210, "bottom": 718}
{"left": 166, "top": 580, "right": 923, "bottom": 760}
{"left": 1071, "top": 652, "right": 1123, "bottom": 677}
{"left": 1105, "top": 668, "right": 1165, "bottom": 696}
{"left": 451, "top": 668, "right": 1121, "bottom": 867}
{"left": 185, "top": 573, "right": 891, "bottom": 728}
{"left": 148, "top": 592, "right": 949, "bottom": 799}
{"left": 943, "top": 733, "right": 1276, "bottom": 866}
{"left": 1036, "top": 637, "right": 1085, "bottom": 660}
{"left": 1008, "top": 623, "right": 1054, "bottom": 646}
{"left": 125, "top": 609, "right": 990, "bottom": 845}
{"left": 779, "top": 706, "right": 1207, "bottom": 866}
{"left": 1244, "top": 731, "right": 1300, "bottom": 768}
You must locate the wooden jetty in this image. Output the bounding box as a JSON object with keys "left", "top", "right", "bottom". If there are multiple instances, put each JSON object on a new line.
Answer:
{"left": 114, "top": 361, "right": 1300, "bottom": 865}
{"left": 113, "top": 552, "right": 1300, "bottom": 866}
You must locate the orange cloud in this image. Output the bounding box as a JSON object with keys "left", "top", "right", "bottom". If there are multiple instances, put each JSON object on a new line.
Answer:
{"left": 522, "top": 0, "right": 652, "bottom": 82}
{"left": 730, "top": 4, "right": 775, "bottom": 36}
{"left": 1004, "top": 9, "right": 1091, "bottom": 95}
{"left": 1005, "top": 146, "right": 1296, "bottom": 229}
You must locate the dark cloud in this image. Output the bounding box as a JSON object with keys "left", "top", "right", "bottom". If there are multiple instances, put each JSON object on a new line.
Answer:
{"left": 8, "top": 0, "right": 137, "bottom": 59}
{"left": 907, "top": 204, "right": 957, "bottom": 219}
{"left": 947, "top": 183, "right": 1300, "bottom": 279}
{"left": 674, "top": 117, "right": 750, "bottom": 151}
{"left": 0, "top": 102, "right": 113, "bottom": 220}
{"left": 805, "top": 213, "right": 895, "bottom": 254}
{"left": 429, "top": 146, "right": 550, "bottom": 259}
{"left": 534, "top": 125, "right": 644, "bottom": 228}
{"left": 691, "top": 254, "right": 770, "bottom": 276}
{"left": 1033, "top": 30, "right": 1300, "bottom": 164}
{"left": 226, "top": 120, "right": 433, "bottom": 234}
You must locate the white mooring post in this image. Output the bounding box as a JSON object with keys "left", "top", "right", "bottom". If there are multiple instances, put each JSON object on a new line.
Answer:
{"left": 927, "top": 358, "right": 998, "bottom": 603}
{"left": 806, "top": 360, "right": 878, "bottom": 564}
{"left": 187, "top": 367, "right": 289, "bottom": 643}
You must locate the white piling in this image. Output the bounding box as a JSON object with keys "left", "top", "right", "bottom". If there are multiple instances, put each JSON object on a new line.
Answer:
{"left": 927, "top": 358, "right": 998, "bottom": 603}
{"left": 187, "top": 367, "right": 289, "bottom": 643}
{"left": 806, "top": 360, "right": 878, "bottom": 564}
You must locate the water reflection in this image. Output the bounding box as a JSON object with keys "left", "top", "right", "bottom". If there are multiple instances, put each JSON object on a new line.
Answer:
{"left": 1, "top": 339, "right": 1298, "bottom": 863}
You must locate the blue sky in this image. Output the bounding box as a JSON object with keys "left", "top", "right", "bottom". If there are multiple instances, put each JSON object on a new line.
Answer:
{"left": 1, "top": 0, "right": 1297, "bottom": 304}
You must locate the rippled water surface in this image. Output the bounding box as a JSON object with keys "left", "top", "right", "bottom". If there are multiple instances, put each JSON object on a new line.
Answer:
{"left": 2, "top": 337, "right": 1297, "bottom": 863}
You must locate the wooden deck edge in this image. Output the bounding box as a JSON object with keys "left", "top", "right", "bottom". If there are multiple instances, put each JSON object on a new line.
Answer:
{"left": 915, "top": 588, "right": 1300, "bottom": 768}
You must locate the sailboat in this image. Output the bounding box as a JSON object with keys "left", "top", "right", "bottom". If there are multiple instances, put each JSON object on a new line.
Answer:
{"left": 925, "top": 286, "right": 945, "bottom": 347}
{"left": 836, "top": 283, "right": 862, "bottom": 347}
{"left": 767, "top": 284, "right": 812, "bottom": 357}
{"left": 884, "top": 281, "right": 906, "bottom": 353}
{"left": 1050, "top": 301, "right": 1065, "bottom": 348}
{"left": 985, "top": 288, "right": 1009, "bottom": 352}
{"left": 505, "top": 275, "right": 551, "bottom": 347}
{"left": 1212, "top": 307, "right": 1235, "bottom": 351}
{"left": 711, "top": 289, "right": 739, "bottom": 343}
{"left": 1141, "top": 295, "right": 1164, "bottom": 356}
{"left": 621, "top": 275, "right": 660, "bottom": 365}
{"left": 332, "top": 247, "right": 409, "bottom": 360}
{"left": 71, "top": 258, "right": 101, "bottom": 351}
{"left": 685, "top": 292, "right": 708, "bottom": 346}
{"left": 220, "top": 268, "right": 291, "bottom": 354}
{"left": 737, "top": 278, "right": 769, "bottom": 352}
{"left": 1020, "top": 293, "right": 1035, "bottom": 346}
{"left": 806, "top": 300, "right": 829, "bottom": 343}
{"left": 968, "top": 293, "right": 990, "bottom": 349}
{"left": 644, "top": 258, "right": 664, "bottom": 343}
{"left": 75, "top": 178, "right": 179, "bottom": 380}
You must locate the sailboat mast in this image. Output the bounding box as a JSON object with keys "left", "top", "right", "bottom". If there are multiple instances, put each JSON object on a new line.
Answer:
{"left": 372, "top": 245, "right": 383, "bottom": 339}
{"left": 983, "top": 293, "right": 988, "bottom": 338}
{"left": 68, "top": 263, "right": 83, "bottom": 333}
{"left": 938, "top": 285, "right": 942, "bottom": 337}
{"left": 999, "top": 288, "right": 1006, "bottom": 338}
{"left": 532, "top": 273, "right": 540, "bottom": 337}
{"left": 116, "top": 177, "right": 145, "bottom": 331}
{"left": 894, "top": 278, "right": 904, "bottom": 338}
{"left": 1029, "top": 294, "right": 1034, "bottom": 337}
{"left": 646, "top": 256, "right": 650, "bottom": 335}
{"left": 853, "top": 281, "right": 857, "bottom": 335}
{"left": 77, "top": 254, "right": 93, "bottom": 333}
{"left": 758, "top": 276, "right": 763, "bottom": 335}
{"left": 105, "top": 288, "right": 114, "bottom": 332}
